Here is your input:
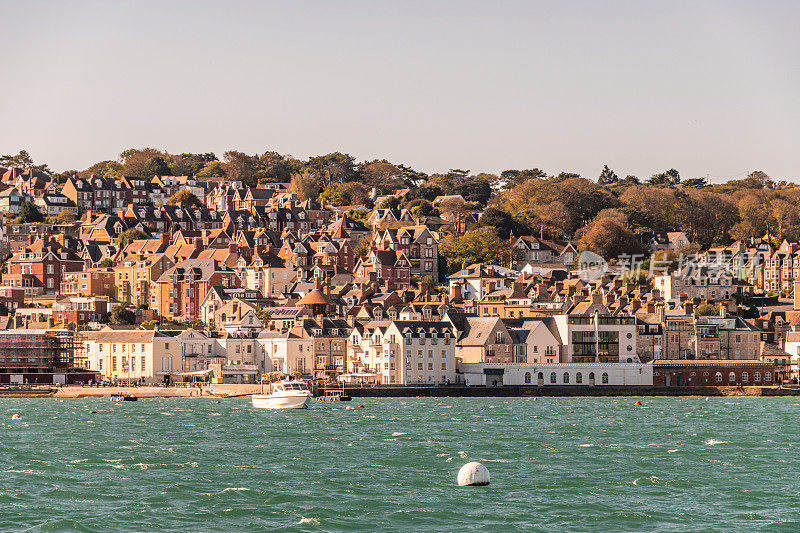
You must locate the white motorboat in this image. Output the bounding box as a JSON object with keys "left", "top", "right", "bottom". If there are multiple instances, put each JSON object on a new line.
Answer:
{"left": 252, "top": 380, "right": 313, "bottom": 409}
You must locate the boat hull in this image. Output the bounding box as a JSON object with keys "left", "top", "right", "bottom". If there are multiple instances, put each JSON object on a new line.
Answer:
{"left": 252, "top": 392, "right": 313, "bottom": 409}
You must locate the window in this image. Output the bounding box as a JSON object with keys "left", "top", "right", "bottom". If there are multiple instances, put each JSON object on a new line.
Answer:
{"left": 715, "top": 372, "right": 723, "bottom": 383}
{"left": 112, "top": 356, "right": 117, "bottom": 371}
{"left": 141, "top": 356, "right": 146, "bottom": 371}
{"left": 576, "top": 372, "right": 582, "bottom": 384}
{"left": 524, "top": 372, "right": 531, "bottom": 384}
{"left": 563, "top": 372, "right": 570, "bottom": 384}
{"left": 550, "top": 372, "right": 556, "bottom": 384}
{"left": 728, "top": 372, "right": 736, "bottom": 383}
{"left": 765, "top": 372, "right": 772, "bottom": 382}
{"left": 442, "top": 362, "right": 447, "bottom": 370}
{"left": 428, "top": 363, "right": 433, "bottom": 370}
{"left": 418, "top": 363, "right": 423, "bottom": 370}
{"left": 601, "top": 372, "right": 609, "bottom": 384}
{"left": 742, "top": 372, "right": 749, "bottom": 383}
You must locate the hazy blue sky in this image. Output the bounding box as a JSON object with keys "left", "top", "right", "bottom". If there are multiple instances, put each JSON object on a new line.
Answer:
{"left": 1, "top": 0, "right": 798, "bottom": 181}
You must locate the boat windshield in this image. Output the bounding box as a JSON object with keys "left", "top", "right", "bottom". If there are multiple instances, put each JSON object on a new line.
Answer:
{"left": 285, "top": 383, "right": 309, "bottom": 391}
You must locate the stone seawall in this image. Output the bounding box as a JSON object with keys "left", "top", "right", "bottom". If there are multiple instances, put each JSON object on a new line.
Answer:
{"left": 331, "top": 385, "right": 800, "bottom": 397}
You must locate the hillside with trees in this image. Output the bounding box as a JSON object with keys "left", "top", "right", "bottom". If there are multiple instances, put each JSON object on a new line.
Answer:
{"left": 2, "top": 148, "right": 795, "bottom": 267}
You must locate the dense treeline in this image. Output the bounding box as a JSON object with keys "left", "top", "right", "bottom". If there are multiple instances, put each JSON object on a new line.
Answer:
{"left": 2, "top": 148, "right": 796, "bottom": 265}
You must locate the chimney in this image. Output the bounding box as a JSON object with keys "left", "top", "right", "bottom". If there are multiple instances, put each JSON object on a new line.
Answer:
{"left": 631, "top": 299, "right": 641, "bottom": 312}
{"left": 451, "top": 284, "right": 462, "bottom": 303}
{"left": 228, "top": 242, "right": 237, "bottom": 253}
{"left": 719, "top": 306, "right": 727, "bottom": 318}
{"left": 646, "top": 301, "right": 655, "bottom": 314}
{"left": 651, "top": 288, "right": 660, "bottom": 299}
{"left": 684, "top": 302, "right": 694, "bottom": 316}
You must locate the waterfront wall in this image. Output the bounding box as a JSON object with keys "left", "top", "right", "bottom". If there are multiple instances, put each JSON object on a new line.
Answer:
{"left": 331, "top": 385, "right": 800, "bottom": 397}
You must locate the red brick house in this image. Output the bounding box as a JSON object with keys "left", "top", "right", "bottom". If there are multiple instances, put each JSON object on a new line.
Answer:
{"left": 1, "top": 236, "right": 84, "bottom": 296}
{"left": 653, "top": 360, "right": 776, "bottom": 387}
{"left": 154, "top": 259, "right": 241, "bottom": 321}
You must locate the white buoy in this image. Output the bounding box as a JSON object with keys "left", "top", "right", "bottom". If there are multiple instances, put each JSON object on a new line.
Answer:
{"left": 457, "top": 462, "right": 490, "bottom": 486}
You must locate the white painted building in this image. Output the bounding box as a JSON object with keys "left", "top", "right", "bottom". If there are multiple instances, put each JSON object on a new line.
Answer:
{"left": 257, "top": 331, "right": 314, "bottom": 375}
{"left": 460, "top": 362, "right": 653, "bottom": 387}
{"left": 348, "top": 320, "right": 457, "bottom": 385}
{"left": 84, "top": 330, "right": 183, "bottom": 385}
{"left": 447, "top": 264, "right": 516, "bottom": 301}
{"left": 554, "top": 305, "right": 639, "bottom": 363}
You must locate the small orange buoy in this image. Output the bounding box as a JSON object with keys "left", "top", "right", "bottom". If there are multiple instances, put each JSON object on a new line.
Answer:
{"left": 635, "top": 401, "right": 642, "bottom": 407}
{"left": 11, "top": 414, "right": 21, "bottom": 420}
{"left": 89, "top": 410, "right": 97, "bottom": 414}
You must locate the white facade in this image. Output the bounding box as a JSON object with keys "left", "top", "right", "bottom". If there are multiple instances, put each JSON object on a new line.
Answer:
{"left": 520, "top": 320, "right": 561, "bottom": 363}
{"left": 348, "top": 321, "right": 457, "bottom": 385}
{"left": 85, "top": 331, "right": 182, "bottom": 385}
{"left": 257, "top": 332, "right": 314, "bottom": 375}
{"left": 554, "top": 314, "right": 638, "bottom": 363}
{"left": 461, "top": 362, "right": 653, "bottom": 387}
{"left": 655, "top": 272, "right": 733, "bottom": 302}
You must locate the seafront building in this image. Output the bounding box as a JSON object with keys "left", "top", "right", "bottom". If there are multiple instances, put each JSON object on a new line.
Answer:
{"left": 461, "top": 362, "right": 653, "bottom": 387}
{"left": 0, "top": 165, "right": 792, "bottom": 388}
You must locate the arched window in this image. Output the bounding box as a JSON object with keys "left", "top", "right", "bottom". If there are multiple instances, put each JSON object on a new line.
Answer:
{"left": 765, "top": 372, "right": 772, "bottom": 382}
{"left": 550, "top": 372, "right": 557, "bottom": 384}
{"left": 601, "top": 372, "right": 609, "bottom": 384}
{"left": 524, "top": 372, "right": 531, "bottom": 384}
{"left": 589, "top": 372, "right": 595, "bottom": 382}
{"left": 728, "top": 372, "right": 736, "bottom": 383}
{"left": 537, "top": 372, "right": 544, "bottom": 382}
{"left": 563, "top": 372, "right": 570, "bottom": 384}
{"left": 576, "top": 372, "right": 583, "bottom": 384}
{"left": 754, "top": 372, "right": 761, "bottom": 381}
{"left": 742, "top": 372, "right": 749, "bottom": 383}
{"left": 715, "top": 372, "right": 722, "bottom": 383}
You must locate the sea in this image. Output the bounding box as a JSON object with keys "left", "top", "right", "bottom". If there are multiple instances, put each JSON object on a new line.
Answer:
{"left": 0, "top": 396, "right": 798, "bottom": 532}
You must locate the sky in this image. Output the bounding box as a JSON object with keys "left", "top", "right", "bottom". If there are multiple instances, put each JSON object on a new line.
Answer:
{"left": 1, "top": 0, "right": 799, "bottom": 182}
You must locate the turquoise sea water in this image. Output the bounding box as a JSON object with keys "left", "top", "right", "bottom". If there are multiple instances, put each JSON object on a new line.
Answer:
{"left": 1, "top": 396, "right": 799, "bottom": 532}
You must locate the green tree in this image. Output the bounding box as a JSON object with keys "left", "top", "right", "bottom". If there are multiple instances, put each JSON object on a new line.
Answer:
{"left": 0, "top": 150, "right": 49, "bottom": 172}
{"left": 116, "top": 228, "right": 149, "bottom": 248}
{"left": 120, "top": 147, "right": 164, "bottom": 177}
{"left": 303, "top": 152, "right": 358, "bottom": 186}
{"left": 55, "top": 208, "right": 77, "bottom": 224}
{"left": 440, "top": 226, "right": 511, "bottom": 270}
{"left": 196, "top": 161, "right": 225, "bottom": 177}
{"left": 319, "top": 182, "right": 369, "bottom": 206}
{"left": 598, "top": 164, "right": 618, "bottom": 185}
{"left": 695, "top": 303, "right": 720, "bottom": 316}
{"left": 353, "top": 236, "right": 371, "bottom": 258}
{"left": 167, "top": 153, "right": 217, "bottom": 176}
{"left": 108, "top": 304, "right": 136, "bottom": 325}
{"left": 98, "top": 259, "right": 114, "bottom": 268}
{"left": 141, "top": 156, "right": 172, "bottom": 179}
{"left": 15, "top": 201, "right": 44, "bottom": 223}
{"left": 223, "top": 150, "right": 261, "bottom": 186}
{"left": 477, "top": 207, "right": 520, "bottom": 239}
{"left": 378, "top": 196, "right": 400, "bottom": 210}
{"left": 290, "top": 170, "right": 321, "bottom": 201}
{"left": 578, "top": 218, "right": 643, "bottom": 261}
{"left": 362, "top": 160, "right": 406, "bottom": 192}
{"left": 83, "top": 160, "right": 123, "bottom": 178}
{"left": 167, "top": 190, "right": 203, "bottom": 209}
{"left": 648, "top": 168, "right": 680, "bottom": 187}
